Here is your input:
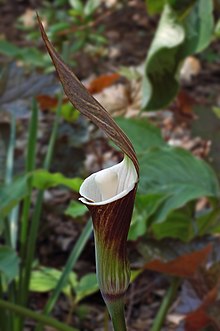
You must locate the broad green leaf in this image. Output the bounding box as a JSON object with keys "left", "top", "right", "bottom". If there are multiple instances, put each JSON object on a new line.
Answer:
{"left": 116, "top": 117, "right": 165, "bottom": 156}
{"left": 65, "top": 201, "right": 87, "bottom": 218}
{"left": 0, "top": 176, "right": 29, "bottom": 218}
{"left": 142, "top": 4, "right": 185, "bottom": 110}
{"left": 180, "top": 0, "right": 214, "bottom": 56}
{"left": 30, "top": 267, "right": 78, "bottom": 297}
{"left": 152, "top": 211, "right": 194, "bottom": 241}
{"left": 0, "top": 246, "right": 19, "bottom": 281}
{"left": 75, "top": 273, "right": 98, "bottom": 303}
{"left": 139, "top": 147, "right": 220, "bottom": 222}
{"left": 33, "top": 170, "right": 83, "bottom": 191}
{"left": 142, "top": 1, "right": 214, "bottom": 110}
{"left": 0, "top": 171, "right": 82, "bottom": 218}
{"left": 128, "top": 193, "right": 168, "bottom": 240}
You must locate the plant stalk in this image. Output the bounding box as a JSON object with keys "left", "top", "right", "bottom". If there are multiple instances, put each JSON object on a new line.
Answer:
{"left": 34, "top": 218, "right": 93, "bottom": 331}
{"left": 0, "top": 299, "right": 78, "bottom": 331}
{"left": 106, "top": 299, "right": 127, "bottom": 331}
{"left": 150, "top": 277, "right": 180, "bottom": 331}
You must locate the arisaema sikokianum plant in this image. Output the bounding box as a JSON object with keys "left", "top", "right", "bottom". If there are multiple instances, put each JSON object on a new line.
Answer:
{"left": 38, "top": 15, "right": 139, "bottom": 331}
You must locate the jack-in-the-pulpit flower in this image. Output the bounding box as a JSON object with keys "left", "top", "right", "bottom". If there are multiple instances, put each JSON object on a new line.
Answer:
{"left": 79, "top": 156, "right": 137, "bottom": 296}
{"left": 38, "top": 16, "right": 139, "bottom": 331}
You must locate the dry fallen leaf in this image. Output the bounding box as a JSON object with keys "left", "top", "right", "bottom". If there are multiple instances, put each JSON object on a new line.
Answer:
{"left": 144, "top": 244, "right": 212, "bottom": 278}
{"left": 88, "top": 73, "right": 120, "bottom": 94}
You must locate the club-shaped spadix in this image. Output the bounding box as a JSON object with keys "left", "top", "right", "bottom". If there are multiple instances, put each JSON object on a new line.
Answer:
{"left": 38, "top": 16, "right": 139, "bottom": 331}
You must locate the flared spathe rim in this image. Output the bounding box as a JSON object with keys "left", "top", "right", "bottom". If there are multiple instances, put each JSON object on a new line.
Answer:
{"left": 79, "top": 156, "right": 138, "bottom": 206}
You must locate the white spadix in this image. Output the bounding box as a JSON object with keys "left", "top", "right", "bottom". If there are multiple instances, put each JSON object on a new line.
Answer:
{"left": 95, "top": 169, "right": 118, "bottom": 201}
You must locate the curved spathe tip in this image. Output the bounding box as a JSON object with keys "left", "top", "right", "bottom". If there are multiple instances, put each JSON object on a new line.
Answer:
{"left": 79, "top": 156, "right": 138, "bottom": 206}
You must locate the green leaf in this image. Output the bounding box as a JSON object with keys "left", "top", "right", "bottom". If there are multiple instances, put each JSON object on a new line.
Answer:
{"left": 19, "top": 48, "right": 46, "bottom": 67}
{"left": 75, "top": 273, "right": 98, "bottom": 303}
{"left": 60, "top": 103, "right": 80, "bottom": 123}
{"left": 0, "top": 40, "right": 20, "bottom": 57}
{"left": 116, "top": 117, "right": 165, "bottom": 156}
{"left": 48, "top": 22, "right": 70, "bottom": 34}
{"left": 142, "top": 4, "right": 185, "bottom": 110}
{"left": 69, "top": 0, "right": 83, "bottom": 12}
{"left": 139, "top": 147, "right": 220, "bottom": 222}
{"left": 0, "top": 246, "right": 19, "bottom": 281}
{"left": 30, "top": 267, "right": 78, "bottom": 297}
{"left": 0, "top": 176, "right": 29, "bottom": 218}
{"left": 84, "top": 0, "right": 100, "bottom": 17}
{"left": 33, "top": 170, "right": 83, "bottom": 191}
{"left": 196, "top": 209, "right": 220, "bottom": 236}
{"left": 180, "top": 0, "right": 214, "bottom": 56}
{"left": 128, "top": 193, "right": 168, "bottom": 240}
{"left": 152, "top": 211, "right": 194, "bottom": 241}
{"left": 65, "top": 201, "right": 87, "bottom": 218}
{"left": 145, "top": 0, "right": 197, "bottom": 15}
{"left": 0, "top": 171, "right": 82, "bottom": 218}
{"left": 215, "top": 19, "right": 220, "bottom": 37}
{"left": 142, "top": 0, "right": 214, "bottom": 110}
{"left": 145, "top": 0, "right": 166, "bottom": 14}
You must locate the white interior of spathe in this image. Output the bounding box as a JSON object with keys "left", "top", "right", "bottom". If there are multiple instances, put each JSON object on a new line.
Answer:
{"left": 79, "top": 156, "right": 138, "bottom": 206}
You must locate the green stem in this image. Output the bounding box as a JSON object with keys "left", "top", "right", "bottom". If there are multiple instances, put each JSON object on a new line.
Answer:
{"left": 4, "top": 114, "right": 17, "bottom": 248}
{"left": 0, "top": 279, "right": 9, "bottom": 331}
{"left": 0, "top": 299, "right": 78, "bottom": 331}
{"left": 150, "top": 277, "right": 180, "bottom": 331}
{"left": 106, "top": 299, "right": 127, "bottom": 331}
{"left": 16, "top": 94, "right": 63, "bottom": 331}
{"left": 43, "top": 93, "right": 63, "bottom": 169}
{"left": 20, "top": 99, "right": 38, "bottom": 260}
{"left": 34, "top": 219, "right": 93, "bottom": 331}
{"left": 4, "top": 114, "right": 18, "bottom": 329}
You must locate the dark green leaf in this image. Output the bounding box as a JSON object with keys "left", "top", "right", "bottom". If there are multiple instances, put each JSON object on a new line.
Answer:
{"left": 0, "top": 246, "right": 19, "bottom": 281}
{"left": 180, "top": 0, "right": 214, "bottom": 56}
{"left": 142, "top": 4, "right": 185, "bottom": 110}
{"left": 116, "top": 117, "right": 165, "bottom": 156}
{"left": 0, "top": 176, "right": 29, "bottom": 217}
{"left": 152, "top": 211, "right": 194, "bottom": 241}
{"left": 142, "top": 1, "right": 214, "bottom": 110}
{"left": 128, "top": 193, "right": 168, "bottom": 240}
{"left": 139, "top": 147, "right": 220, "bottom": 222}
